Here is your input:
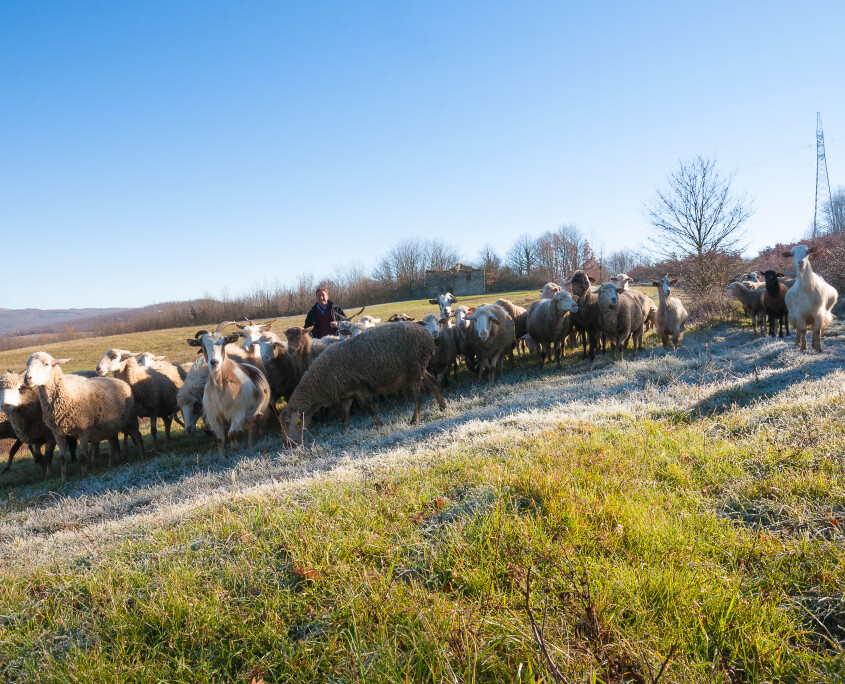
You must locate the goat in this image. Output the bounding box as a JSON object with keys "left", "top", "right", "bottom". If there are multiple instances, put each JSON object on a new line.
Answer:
{"left": 782, "top": 245, "right": 838, "bottom": 351}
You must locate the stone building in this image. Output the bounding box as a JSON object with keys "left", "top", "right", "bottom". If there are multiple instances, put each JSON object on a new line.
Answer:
{"left": 425, "top": 263, "right": 485, "bottom": 297}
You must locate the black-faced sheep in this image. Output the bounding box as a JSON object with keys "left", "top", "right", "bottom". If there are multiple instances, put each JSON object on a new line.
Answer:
{"left": 760, "top": 270, "right": 790, "bottom": 338}
{"left": 278, "top": 322, "right": 446, "bottom": 440}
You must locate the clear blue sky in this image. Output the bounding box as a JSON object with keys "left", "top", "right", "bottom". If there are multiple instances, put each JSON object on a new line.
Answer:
{"left": 1, "top": 1, "right": 843, "bottom": 309}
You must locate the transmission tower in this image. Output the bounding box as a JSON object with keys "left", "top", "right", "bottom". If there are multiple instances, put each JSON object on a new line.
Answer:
{"left": 813, "top": 112, "right": 833, "bottom": 239}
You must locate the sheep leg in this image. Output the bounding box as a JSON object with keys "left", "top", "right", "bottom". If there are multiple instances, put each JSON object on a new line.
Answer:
{"left": 54, "top": 433, "right": 70, "bottom": 481}
{"left": 149, "top": 414, "right": 159, "bottom": 452}
{"left": 812, "top": 325, "right": 823, "bottom": 352}
{"left": 78, "top": 431, "right": 90, "bottom": 478}
{"left": 422, "top": 371, "right": 447, "bottom": 411}
{"left": 1, "top": 439, "right": 22, "bottom": 474}
{"left": 68, "top": 436, "right": 78, "bottom": 463}
{"left": 340, "top": 397, "right": 354, "bottom": 432}
{"left": 41, "top": 440, "right": 55, "bottom": 478}
{"left": 217, "top": 438, "right": 226, "bottom": 458}
{"left": 784, "top": 313, "right": 790, "bottom": 336}
{"left": 536, "top": 342, "right": 546, "bottom": 370}
{"left": 163, "top": 415, "right": 173, "bottom": 444}
{"left": 125, "top": 419, "right": 146, "bottom": 459}
{"left": 354, "top": 391, "right": 382, "bottom": 428}
{"left": 107, "top": 436, "right": 120, "bottom": 467}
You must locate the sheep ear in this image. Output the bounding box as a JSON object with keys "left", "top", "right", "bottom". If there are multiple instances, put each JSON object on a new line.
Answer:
{"left": 428, "top": 299, "right": 438, "bottom": 305}
{"left": 187, "top": 339, "right": 201, "bottom": 347}
{"left": 54, "top": 358, "right": 71, "bottom": 365}
{"left": 121, "top": 352, "right": 139, "bottom": 361}
{"left": 588, "top": 276, "right": 597, "bottom": 283}
{"left": 669, "top": 279, "right": 679, "bottom": 286}
{"left": 652, "top": 280, "right": 659, "bottom": 287}
{"left": 303, "top": 326, "right": 314, "bottom": 334}
{"left": 781, "top": 251, "right": 793, "bottom": 258}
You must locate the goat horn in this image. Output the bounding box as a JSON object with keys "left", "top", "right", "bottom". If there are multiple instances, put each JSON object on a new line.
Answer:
{"left": 346, "top": 306, "right": 366, "bottom": 321}
{"left": 215, "top": 321, "right": 236, "bottom": 333}
{"left": 194, "top": 330, "right": 210, "bottom": 339}
{"left": 235, "top": 323, "right": 247, "bottom": 330}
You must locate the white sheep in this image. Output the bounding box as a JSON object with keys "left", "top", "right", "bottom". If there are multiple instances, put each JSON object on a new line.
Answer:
{"left": 464, "top": 304, "right": 515, "bottom": 384}
{"left": 652, "top": 276, "right": 688, "bottom": 349}
{"left": 23, "top": 352, "right": 145, "bottom": 479}
{"left": 726, "top": 281, "right": 766, "bottom": 335}
{"left": 176, "top": 358, "right": 209, "bottom": 436}
{"left": 782, "top": 245, "right": 838, "bottom": 351}
{"left": 611, "top": 273, "right": 658, "bottom": 333}
{"left": 526, "top": 289, "right": 579, "bottom": 369}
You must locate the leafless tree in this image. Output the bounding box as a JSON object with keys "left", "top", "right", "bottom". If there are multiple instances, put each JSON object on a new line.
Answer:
{"left": 507, "top": 233, "right": 540, "bottom": 277}
{"left": 476, "top": 243, "right": 502, "bottom": 287}
{"left": 824, "top": 186, "right": 845, "bottom": 236}
{"left": 646, "top": 155, "right": 754, "bottom": 292}
{"left": 426, "top": 239, "right": 462, "bottom": 272}
{"left": 535, "top": 224, "right": 596, "bottom": 281}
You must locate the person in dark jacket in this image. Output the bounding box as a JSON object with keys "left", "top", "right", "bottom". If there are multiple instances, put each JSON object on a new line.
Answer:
{"left": 304, "top": 287, "right": 346, "bottom": 338}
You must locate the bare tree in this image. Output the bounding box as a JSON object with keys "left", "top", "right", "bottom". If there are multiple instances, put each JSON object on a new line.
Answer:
{"left": 825, "top": 186, "right": 845, "bottom": 236}
{"left": 425, "top": 239, "right": 462, "bottom": 272}
{"left": 646, "top": 155, "right": 754, "bottom": 292}
{"left": 476, "top": 243, "right": 502, "bottom": 287}
{"left": 507, "top": 234, "right": 540, "bottom": 277}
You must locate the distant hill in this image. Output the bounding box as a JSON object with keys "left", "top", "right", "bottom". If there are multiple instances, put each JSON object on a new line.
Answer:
{"left": 0, "top": 308, "right": 130, "bottom": 335}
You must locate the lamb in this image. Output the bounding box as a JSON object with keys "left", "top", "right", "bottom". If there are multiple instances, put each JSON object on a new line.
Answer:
{"left": 464, "top": 304, "right": 515, "bottom": 384}
{"left": 567, "top": 271, "right": 603, "bottom": 360}
{"left": 419, "top": 313, "right": 458, "bottom": 387}
{"left": 597, "top": 283, "right": 644, "bottom": 361}
{"left": 611, "top": 273, "right": 658, "bottom": 333}
{"left": 782, "top": 244, "right": 838, "bottom": 352}
{"left": 176, "top": 358, "right": 209, "bottom": 435}
{"left": 726, "top": 281, "right": 767, "bottom": 335}
{"left": 23, "top": 352, "right": 144, "bottom": 479}
{"left": 0, "top": 371, "right": 60, "bottom": 477}
{"left": 526, "top": 290, "right": 580, "bottom": 369}
{"left": 652, "top": 276, "right": 688, "bottom": 349}
{"left": 96, "top": 349, "right": 186, "bottom": 450}
{"left": 278, "top": 322, "right": 446, "bottom": 439}
{"left": 186, "top": 324, "right": 271, "bottom": 456}
{"left": 759, "top": 270, "right": 790, "bottom": 338}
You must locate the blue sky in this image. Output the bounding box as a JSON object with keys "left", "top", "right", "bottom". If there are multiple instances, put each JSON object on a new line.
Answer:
{"left": 1, "top": 1, "right": 843, "bottom": 309}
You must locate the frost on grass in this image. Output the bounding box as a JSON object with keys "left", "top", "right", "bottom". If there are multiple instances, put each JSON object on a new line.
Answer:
{"left": 1, "top": 320, "right": 844, "bottom": 571}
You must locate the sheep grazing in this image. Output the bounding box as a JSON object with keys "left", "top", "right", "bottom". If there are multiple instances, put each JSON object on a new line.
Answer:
{"left": 726, "top": 281, "right": 766, "bottom": 335}
{"left": 0, "top": 370, "right": 62, "bottom": 477}
{"left": 96, "top": 349, "right": 185, "bottom": 450}
{"left": 429, "top": 293, "right": 458, "bottom": 321}
{"left": 597, "top": 283, "right": 644, "bottom": 361}
{"left": 782, "top": 244, "right": 838, "bottom": 352}
{"left": 176, "top": 358, "right": 209, "bottom": 436}
{"left": 759, "top": 270, "right": 790, "bottom": 338}
{"left": 387, "top": 313, "right": 415, "bottom": 322}
{"left": 464, "top": 304, "right": 515, "bottom": 384}
{"left": 611, "top": 273, "right": 657, "bottom": 333}
{"left": 652, "top": 276, "right": 688, "bottom": 349}
{"left": 568, "top": 271, "right": 602, "bottom": 360}
{"left": 419, "top": 313, "right": 458, "bottom": 387}
{"left": 526, "top": 290, "right": 579, "bottom": 369}
{"left": 187, "top": 323, "right": 271, "bottom": 456}
{"left": 23, "top": 352, "right": 144, "bottom": 479}
{"left": 278, "top": 322, "right": 446, "bottom": 440}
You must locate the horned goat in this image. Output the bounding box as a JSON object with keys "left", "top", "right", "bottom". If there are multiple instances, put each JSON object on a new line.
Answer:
{"left": 652, "top": 276, "right": 688, "bottom": 349}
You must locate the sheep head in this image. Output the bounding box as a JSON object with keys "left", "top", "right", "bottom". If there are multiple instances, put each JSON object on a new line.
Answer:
{"left": 24, "top": 352, "right": 71, "bottom": 389}
{"left": 96, "top": 349, "right": 138, "bottom": 376}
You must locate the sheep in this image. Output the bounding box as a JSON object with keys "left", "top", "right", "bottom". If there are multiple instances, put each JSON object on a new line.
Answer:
{"left": 337, "top": 315, "right": 381, "bottom": 339}
{"left": 652, "top": 276, "right": 688, "bottom": 349}
{"left": 463, "top": 304, "right": 515, "bottom": 384}
{"left": 279, "top": 322, "right": 446, "bottom": 440}
{"left": 137, "top": 352, "right": 167, "bottom": 367}
{"left": 526, "top": 290, "right": 580, "bottom": 369}
{"left": 611, "top": 273, "right": 658, "bottom": 334}
{"left": 186, "top": 324, "right": 271, "bottom": 456}
{"left": 0, "top": 406, "right": 25, "bottom": 474}
{"left": 284, "top": 326, "right": 336, "bottom": 380}
{"left": 176, "top": 358, "right": 209, "bottom": 436}
{"left": 726, "top": 281, "right": 767, "bottom": 335}
{"left": 387, "top": 313, "right": 415, "bottom": 322}
{"left": 419, "top": 313, "right": 458, "bottom": 387}
{"left": 96, "top": 349, "right": 185, "bottom": 450}
{"left": 0, "top": 371, "right": 60, "bottom": 477}
{"left": 540, "top": 282, "right": 562, "bottom": 299}
{"left": 23, "top": 352, "right": 144, "bottom": 479}
{"left": 597, "top": 283, "right": 644, "bottom": 361}
{"left": 495, "top": 298, "right": 530, "bottom": 355}
{"left": 430, "top": 292, "right": 458, "bottom": 321}
{"left": 568, "top": 271, "right": 603, "bottom": 360}
{"left": 782, "top": 244, "right": 838, "bottom": 352}
{"left": 759, "top": 270, "right": 790, "bottom": 338}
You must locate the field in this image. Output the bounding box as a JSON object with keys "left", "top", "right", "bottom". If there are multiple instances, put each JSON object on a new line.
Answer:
{"left": 1, "top": 291, "right": 845, "bottom": 682}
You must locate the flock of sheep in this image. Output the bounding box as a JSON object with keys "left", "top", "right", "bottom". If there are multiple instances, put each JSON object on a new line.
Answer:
{"left": 0, "top": 244, "right": 838, "bottom": 482}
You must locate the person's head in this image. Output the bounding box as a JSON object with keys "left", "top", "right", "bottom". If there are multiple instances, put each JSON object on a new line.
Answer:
{"left": 315, "top": 287, "right": 329, "bottom": 307}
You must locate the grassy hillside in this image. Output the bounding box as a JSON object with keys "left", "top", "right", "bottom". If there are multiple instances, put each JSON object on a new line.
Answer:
{"left": 3, "top": 291, "right": 844, "bottom": 682}
{"left": 0, "top": 289, "right": 563, "bottom": 373}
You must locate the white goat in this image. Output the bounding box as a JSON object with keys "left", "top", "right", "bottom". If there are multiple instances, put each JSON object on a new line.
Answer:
{"left": 652, "top": 276, "right": 688, "bottom": 349}
{"left": 429, "top": 293, "right": 458, "bottom": 323}
{"left": 186, "top": 323, "right": 271, "bottom": 456}
{"left": 782, "top": 245, "right": 838, "bottom": 351}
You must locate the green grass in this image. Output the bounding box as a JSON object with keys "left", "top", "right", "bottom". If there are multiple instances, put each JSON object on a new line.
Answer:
{"left": 1, "top": 403, "right": 844, "bottom": 682}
